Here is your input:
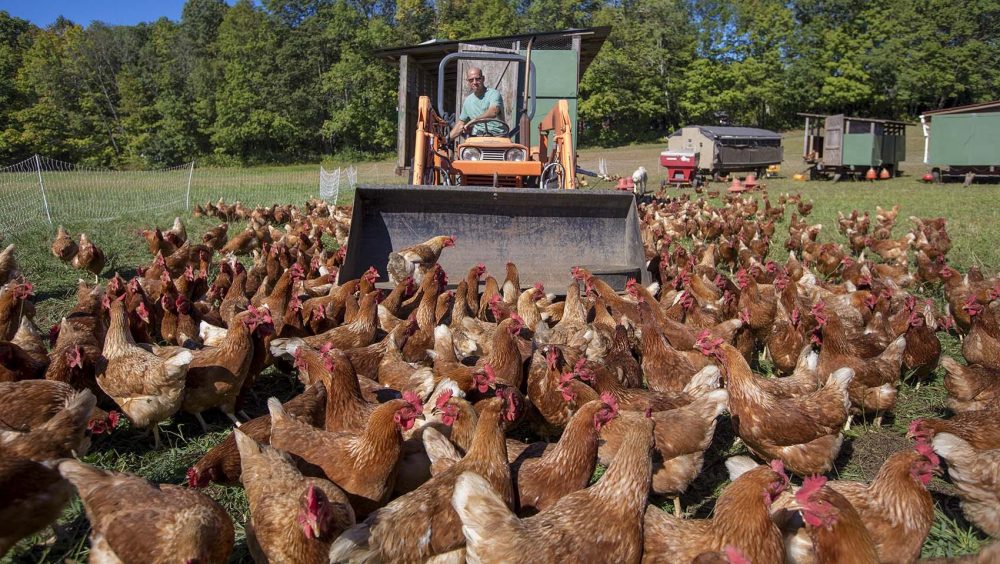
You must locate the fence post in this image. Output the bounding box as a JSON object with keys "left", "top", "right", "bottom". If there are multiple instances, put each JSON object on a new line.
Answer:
{"left": 186, "top": 161, "right": 195, "bottom": 211}
{"left": 34, "top": 154, "right": 53, "bottom": 225}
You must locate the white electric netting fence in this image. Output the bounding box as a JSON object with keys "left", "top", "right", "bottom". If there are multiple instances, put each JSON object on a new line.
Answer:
{"left": 0, "top": 156, "right": 50, "bottom": 235}
{"left": 0, "top": 156, "right": 405, "bottom": 238}
{"left": 37, "top": 156, "right": 193, "bottom": 225}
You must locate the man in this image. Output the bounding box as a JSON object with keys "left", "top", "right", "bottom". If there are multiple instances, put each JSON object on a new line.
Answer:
{"left": 449, "top": 66, "right": 506, "bottom": 140}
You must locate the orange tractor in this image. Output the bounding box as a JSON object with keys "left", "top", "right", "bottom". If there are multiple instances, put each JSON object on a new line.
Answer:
{"left": 339, "top": 49, "right": 648, "bottom": 292}
{"left": 411, "top": 51, "right": 577, "bottom": 190}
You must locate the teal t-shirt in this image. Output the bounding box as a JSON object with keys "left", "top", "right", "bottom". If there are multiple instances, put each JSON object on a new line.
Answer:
{"left": 460, "top": 87, "right": 506, "bottom": 136}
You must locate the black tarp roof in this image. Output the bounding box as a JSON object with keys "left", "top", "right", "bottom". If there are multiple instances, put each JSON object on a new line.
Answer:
{"left": 671, "top": 125, "right": 782, "bottom": 140}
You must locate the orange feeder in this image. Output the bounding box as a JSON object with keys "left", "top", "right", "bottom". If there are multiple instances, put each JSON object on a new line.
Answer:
{"left": 879, "top": 168, "right": 891, "bottom": 180}
{"left": 728, "top": 177, "right": 746, "bottom": 193}
{"left": 865, "top": 168, "right": 878, "bottom": 180}
{"left": 615, "top": 177, "right": 635, "bottom": 191}
{"left": 743, "top": 172, "right": 758, "bottom": 189}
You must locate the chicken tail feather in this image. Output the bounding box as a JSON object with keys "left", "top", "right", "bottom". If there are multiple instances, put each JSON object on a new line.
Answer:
{"left": 328, "top": 522, "right": 376, "bottom": 563}
{"left": 452, "top": 471, "right": 518, "bottom": 551}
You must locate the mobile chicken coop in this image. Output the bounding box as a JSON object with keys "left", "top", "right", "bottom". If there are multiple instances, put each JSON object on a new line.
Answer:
{"left": 664, "top": 126, "right": 783, "bottom": 184}
{"left": 800, "top": 113, "right": 908, "bottom": 180}
{"left": 921, "top": 101, "right": 1000, "bottom": 184}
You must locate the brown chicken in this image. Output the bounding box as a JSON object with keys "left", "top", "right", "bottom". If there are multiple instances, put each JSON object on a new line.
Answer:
{"left": 791, "top": 475, "right": 880, "bottom": 563}
{"left": 202, "top": 222, "right": 229, "bottom": 250}
{"left": 98, "top": 299, "right": 194, "bottom": 448}
{"left": 0, "top": 388, "right": 96, "bottom": 460}
{"left": 269, "top": 393, "right": 422, "bottom": 517}
{"left": 0, "top": 244, "right": 19, "bottom": 285}
{"left": 51, "top": 225, "right": 78, "bottom": 262}
{"left": 329, "top": 391, "right": 519, "bottom": 562}
{"left": 817, "top": 307, "right": 906, "bottom": 420}
{"left": 642, "top": 457, "right": 789, "bottom": 563}
{"left": 235, "top": 429, "right": 355, "bottom": 563}
{"left": 509, "top": 395, "right": 618, "bottom": 515}
{"left": 0, "top": 456, "right": 72, "bottom": 558}
{"left": 598, "top": 388, "right": 728, "bottom": 511}
{"left": 453, "top": 417, "right": 653, "bottom": 564}
{"left": 775, "top": 445, "right": 938, "bottom": 563}
{"left": 59, "top": 459, "right": 234, "bottom": 563}
{"left": 182, "top": 306, "right": 272, "bottom": 430}
{"left": 71, "top": 232, "right": 106, "bottom": 280}
{"left": 386, "top": 234, "right": 455, "bottom": 285}
{"left": 961, "top": 299, "right": 1000, "bottom": 371}
{"left": 932, "top": 433, "right": 1000, "bottom": 537}
{"left": 0, "top": 282, "right": 33, "bottom": 342}
{"left": 909, "top": 410, "right": 1000, "bottom": 450}
{"left": 187, "top": 382, "right": 326, "bottom": 487}
{"left": 526, "top": 345, "right": 600, "bottom": 431}
{"left": 301, "top": 290, "right": 379, "bottom": 350}
{"left": 0, "top": 379, "right": 114, "bottom": 436}
{"left": 940, "top": 356, "right": 1000, "bottom": 412}
{"left": 700, "top": 337, "right": 851, "bottom": 475}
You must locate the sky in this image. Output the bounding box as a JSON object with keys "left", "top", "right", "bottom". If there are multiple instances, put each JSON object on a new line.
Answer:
{"left": 2, "top": 0, "right": 218, "bottom": 28}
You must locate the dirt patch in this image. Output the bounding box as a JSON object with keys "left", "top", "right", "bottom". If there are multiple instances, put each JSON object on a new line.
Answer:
{"left": 844, "top": 428, "right": 912, "bottom": 480}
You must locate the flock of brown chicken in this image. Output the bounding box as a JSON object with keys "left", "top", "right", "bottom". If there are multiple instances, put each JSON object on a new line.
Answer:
{"left": 1, "top": 189, "right": 999, "bottom": 563}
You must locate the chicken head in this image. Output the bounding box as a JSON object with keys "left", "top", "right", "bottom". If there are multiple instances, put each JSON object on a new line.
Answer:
{"left": 297, "top": 484, "right": 335, "bottom": 540}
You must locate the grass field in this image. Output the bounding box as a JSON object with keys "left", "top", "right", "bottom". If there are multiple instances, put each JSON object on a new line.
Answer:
{"left": 3, "top": 125, "right": 999, "bottom": 561}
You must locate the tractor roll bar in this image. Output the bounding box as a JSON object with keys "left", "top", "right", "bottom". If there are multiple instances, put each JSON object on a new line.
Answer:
{"left": 437, "top": 52, "right": 537, "bottom": 123}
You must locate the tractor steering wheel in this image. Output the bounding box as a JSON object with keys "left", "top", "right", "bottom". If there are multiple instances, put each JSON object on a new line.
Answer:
{"left": 466, "top": 118, "right": 510, "bottom": 138}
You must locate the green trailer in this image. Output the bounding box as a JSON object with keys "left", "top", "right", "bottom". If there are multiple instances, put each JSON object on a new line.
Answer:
{"left": 921, "top": 100, "right": 1000, "bottom": 185}
{"left": 800, "top": 113, "right": 908, "bottom": 180}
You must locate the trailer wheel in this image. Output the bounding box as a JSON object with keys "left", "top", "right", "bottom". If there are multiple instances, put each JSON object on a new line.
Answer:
{"left": 831, "top": 173, "right": 842, "bottom": 183}
{"left": 964, "top": 172, "right": 975, "bottom": 187}
{"left": 692, "top": 176, "right": 702, "bottom": 189}
{"left": 932, "top": 169, "right": 941, "bottom": 184}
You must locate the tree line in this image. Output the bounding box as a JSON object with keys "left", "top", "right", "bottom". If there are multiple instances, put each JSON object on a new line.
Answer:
{"left": 0, "top": 0, "right": 997, "bottom": 167}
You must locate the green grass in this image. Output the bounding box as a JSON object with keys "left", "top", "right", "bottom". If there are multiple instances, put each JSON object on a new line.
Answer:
{"left": 3, "top": 129, "right": 998, "bottom": 561}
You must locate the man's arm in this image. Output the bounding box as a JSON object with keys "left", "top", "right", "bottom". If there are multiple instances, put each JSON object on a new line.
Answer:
{"left": 449, "top": 119, "right": 466, "bottom": 140}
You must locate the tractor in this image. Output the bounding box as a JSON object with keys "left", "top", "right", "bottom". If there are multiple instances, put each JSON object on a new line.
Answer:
{"left": 338, "top": 42, "right": 647, "bottom": 292}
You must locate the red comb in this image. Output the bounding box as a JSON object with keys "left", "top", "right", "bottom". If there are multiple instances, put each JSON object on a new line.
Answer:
{"left": 916, "top": 442, "right": 940, "bottom": 467}
{"left": 435, "top": 389, "right": 453, "bottom": 409}
{"left": 402, "top": 390, "right": 422, "bottom": 411}
{"left": 795, "top": 475, "right": 827, "bottom": 505}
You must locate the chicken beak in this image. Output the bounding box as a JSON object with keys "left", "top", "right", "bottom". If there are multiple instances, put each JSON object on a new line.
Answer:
{"left": 304, "top": 514, "right": 320, "bottom": 539}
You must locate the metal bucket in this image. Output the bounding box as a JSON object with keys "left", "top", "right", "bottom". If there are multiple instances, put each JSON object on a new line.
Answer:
{"left": 339, "top": 185, "right": 647, "bottom": 293}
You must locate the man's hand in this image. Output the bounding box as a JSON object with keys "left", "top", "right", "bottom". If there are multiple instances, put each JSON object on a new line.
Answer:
{"left": 449, "top": 119, "right": 467, "bottom": 141}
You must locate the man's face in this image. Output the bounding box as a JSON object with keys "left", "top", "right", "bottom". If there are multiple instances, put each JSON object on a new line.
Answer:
{"left": 466, "top": 70, "right": 485, "bottom": 95}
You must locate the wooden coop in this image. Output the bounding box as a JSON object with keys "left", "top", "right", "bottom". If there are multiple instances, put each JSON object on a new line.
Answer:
{"left": 800, "top": 113, "right": 909, "bottom": 180}
{"left": 374, "top": 27, "right": 610, "bottom": 176}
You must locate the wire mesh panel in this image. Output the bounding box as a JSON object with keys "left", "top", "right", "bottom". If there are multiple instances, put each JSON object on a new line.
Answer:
{"left": 319, "top": 166, "right": 341, "bottom": 202}
{"left": 0, "top": 156, "right": 48, "bottom": 235}
{"left": 0, "top": 156, "right": 404, "bottom": 236}
{"left": 37, "top": 156, "right": 191, "bottom": 225}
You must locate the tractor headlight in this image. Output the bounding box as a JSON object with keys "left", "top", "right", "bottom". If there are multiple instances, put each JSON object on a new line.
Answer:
{"left": 505, "top": 148, "right": 526, "bottom": 162}
{"left": 460, "top": 147, "right": 481, "bottom": 161}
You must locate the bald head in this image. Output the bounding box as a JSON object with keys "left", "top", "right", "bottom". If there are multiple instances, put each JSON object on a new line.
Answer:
{"left": 466, "top": 66, "right": 485, "bottom": 95}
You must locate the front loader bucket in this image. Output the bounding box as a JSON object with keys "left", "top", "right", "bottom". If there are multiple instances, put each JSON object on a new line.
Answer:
{"left": 340, "top": 185, "right": 648, "bottom": 293}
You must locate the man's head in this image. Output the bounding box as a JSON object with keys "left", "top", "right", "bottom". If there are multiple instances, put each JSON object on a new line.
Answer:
{"left": 466, "top": 66, "right": 485, "bottom": 96}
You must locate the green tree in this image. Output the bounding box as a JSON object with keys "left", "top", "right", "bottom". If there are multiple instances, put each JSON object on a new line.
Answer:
{"left": 211, "top": 0, "right": 298, "bottom": 161}
{"left": 320, "top": 16, "right": 397, "bottom": 155}
{"left": 579, "top": 0, "right": 695, "bottom": 145}
{"left": 180, "top": 0, "right": 228, "bottom": 154}
{"left": 0, "top": 11, "right": 35, "bottom": 162}
{"left": 394, "top": 0, "right": 434, "bottom": 44}
{"left": 13, "top": 19, "right": 122, "bottom": 163}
